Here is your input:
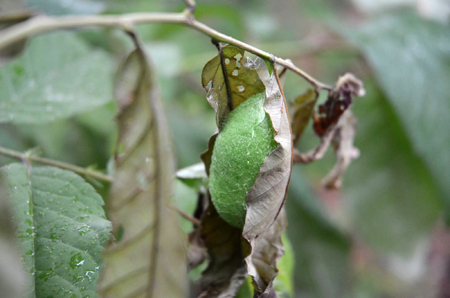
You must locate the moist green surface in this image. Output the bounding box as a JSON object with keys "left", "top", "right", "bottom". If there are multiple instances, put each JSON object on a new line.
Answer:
{"left": 209, "top": 92, "right": 278, "bottom": 228}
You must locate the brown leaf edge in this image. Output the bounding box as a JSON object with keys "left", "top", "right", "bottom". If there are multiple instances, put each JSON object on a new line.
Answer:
{"left": 98, "top": 35, "right": 187, "bottom": 297}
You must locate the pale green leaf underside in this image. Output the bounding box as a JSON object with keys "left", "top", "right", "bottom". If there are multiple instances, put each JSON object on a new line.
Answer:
{"left": 1, "top": 163, "right": 111, "bottom": 298}
{"left": 0, "top": 32, "right": 114, "bottom": 123}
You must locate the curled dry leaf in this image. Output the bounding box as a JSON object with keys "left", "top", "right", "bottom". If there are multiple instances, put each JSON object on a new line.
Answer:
{"left": 98, "top": 43, "right": 187, "bottom": 297}
{"left": 313, "top": 73, "right": 365, "bottom": 137}
{"left": 322, "top": 110, "right": 360, "bottom": 189}
{"left": 197, "top": 201, "right": 251, "bottom": 298}
{"left": 243, "top": 67, "right": 293, "bottom": 241}
{"left": 246, "top": 208, "right": 287, "bottom": 297}
{"left": 290, "top": 88, "right": 319, "bottom": 146}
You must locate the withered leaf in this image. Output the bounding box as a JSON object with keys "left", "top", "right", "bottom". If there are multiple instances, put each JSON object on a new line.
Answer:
{"left": 290, "top": 88, "right": 318, "bottom": 145}
{"left": 198, "top": 202, "right": 251, "bottom": 297}
{"left": 246, "top": 208, "right": 288, "bottom": 297}
{"left": 98, "top": 44, "right": 186, "bottom": 297}
{"left": 201, "top": 45, "right": 265, "bottom": 129}
{"left": 244, "top": 67, "right": 293, "bottom": 241}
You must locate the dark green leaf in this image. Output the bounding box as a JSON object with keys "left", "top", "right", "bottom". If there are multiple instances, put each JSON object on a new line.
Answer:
{"left": 346, "top": 12, "right": 450, "bottom": 215}
{"left": 0, "top": 32, "right": 114, "bottom": 123}
{"left": 286, "top": 168, "right": 351, "bottom": 298}
{"left": 1, "top": 163, "right": 111, "bottom": 297}
{"left": 98, "top": 44, "right": 187, "bottom": 297}
{"left": 201, "top": 45, "right": 265, "bottom": 129}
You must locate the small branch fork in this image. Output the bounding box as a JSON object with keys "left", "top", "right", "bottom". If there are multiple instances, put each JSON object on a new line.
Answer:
{"left": 0, "top": 4, "right": 332, "bottom": 91}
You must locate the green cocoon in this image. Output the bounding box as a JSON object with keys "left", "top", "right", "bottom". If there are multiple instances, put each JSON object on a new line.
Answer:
{"left": 209, "top": 92, "right": 278, "bottom": 228}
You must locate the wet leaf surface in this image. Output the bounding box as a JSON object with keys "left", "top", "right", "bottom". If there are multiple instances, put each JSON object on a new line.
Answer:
{"left": 98, "top": 43, "right": 187, "bottom": 297}
{"left": 201, "top": 45, "right": 265, "bottom": 129}
{"left": 1, "top": 163, "right": 111, "bottom": 297}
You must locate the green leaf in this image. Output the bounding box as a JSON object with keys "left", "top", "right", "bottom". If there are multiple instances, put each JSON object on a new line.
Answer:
{"left": 344, "top": 81, "right": 442, "bottom": 254}
{"left": 273, "top": 233, "right": 295, "bottom": 298}
{"left": 98, "top": 44, "right": 187, "bottom": 297}
{"left": 201, "top": 45, "right": 265, "bottom": 129}
{"left": 1, "top": 163, "right": 111, "bottom": 297}
{"left": 176, "top": 162, "right": 208, "bottom": 193}
{"left": 23, "top": 0, "right": 105, "bottom": 15}
{"left": 346, "top": 12, "right": 450, "bottom": 215}
{"left": 0, "top": 32, "right": 114, "bottom": 123}
{"left": 286, "top": 168, "right": 351, "bottom": 298}
{"left": 209, "top": 92, "right": 278, "bottom": 228}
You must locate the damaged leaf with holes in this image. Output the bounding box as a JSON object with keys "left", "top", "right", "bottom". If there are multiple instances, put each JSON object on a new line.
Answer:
{"left": 202, "top": 45, "right": 265, "bottom": 129}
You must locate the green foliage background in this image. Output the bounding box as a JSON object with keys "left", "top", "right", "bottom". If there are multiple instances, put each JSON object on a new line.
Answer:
{"left": 1, "top": 0, "right": 449, "bottom": 297}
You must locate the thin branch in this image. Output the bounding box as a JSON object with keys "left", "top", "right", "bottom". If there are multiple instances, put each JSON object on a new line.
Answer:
{"left": 168, "top": 204, "right": 201, "bottom": 227}
{"left": 0, "top": 10, "right": 333, "bottom": 91}
{"left": 0, "top": 146, "right": 113, "bottom": 183}
{"left": 293, "top": 124, "right": 337, "bottom": 164}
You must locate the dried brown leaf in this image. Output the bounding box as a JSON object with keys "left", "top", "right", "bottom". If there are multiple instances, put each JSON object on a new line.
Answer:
{"left": 198, "top": 202, "right": 251, "bottom": 297}
{"left": 98, "top": 43, "right": 187, "bottom": 297}
{"left": 290, "top": 88, "right": 318, "bottom": 145}
{"left": 243, "top": 68, "right": 293, "bottom": 241}
{"left": 246, "top": 209, "right": 287, "bottom": 297}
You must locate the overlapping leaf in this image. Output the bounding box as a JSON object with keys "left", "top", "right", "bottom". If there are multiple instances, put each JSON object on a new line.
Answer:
{"left": 198, "top": 49, "right": 292, "bottom": 297}
{"left": 98, "top": 44, "right": 187, "bottom": 297}
{"left": 1, "top": 163, "right": 111, "bottom": 297}
{"left": 246, "top": 208, "right": 287, "bottom": 297}
{"left": 244, "top": 65, "right": 293, "bottom": 241}
{"left": 198, "top": 202, "right": 251, "bottom": 297}
{"left": 290, "top": 88, "right": 318, "bottom": 145}
{"left": 202, "top": 45, "right": 265, "bottom": 129}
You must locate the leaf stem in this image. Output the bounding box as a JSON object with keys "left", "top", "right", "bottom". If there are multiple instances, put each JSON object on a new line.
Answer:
{"left": 0, "top": 146, "right": 113, "bottom": 183}
{"left": 0, "top": 10, "right": 333, "bottom": 91}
